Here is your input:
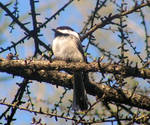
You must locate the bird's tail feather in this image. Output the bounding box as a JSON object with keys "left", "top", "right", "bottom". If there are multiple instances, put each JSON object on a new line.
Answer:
{"left": 72, "top": 72, "right": 88, "bottom": 111}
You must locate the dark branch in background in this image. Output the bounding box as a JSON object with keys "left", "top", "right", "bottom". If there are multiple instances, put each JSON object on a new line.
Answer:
{"left": 131, "top": 0, "right": 150, "bottom": 63}
{"left": 0, "top": 2, "right": 30, "bottom": 35}
{"left": 80, "top": 0, "right": 108, "bottom": 61}
{"left": 140, "top": 7, "right": 150, "bottom": 62}
{"left": 0, "top": 0, "right": 74, "bottom": 56}
{"left": 126, "top": 37, "right": 144, "bottom": 63}
{"left": 90, "top": 42, "right": 119, "bottom": 60}
{"left": 80, "top": 0, "right": 107, "bottom": 34}
{"left": 110, "top": 2, "right": 128, "bottom": 124}
{"left": 9, "top": 0, "right": 19, "bottom": 33}
{"left": 2, "top": 100, "right": 147, "bottom": 124}
{"left": 0, "top": 79, "right": 28, "bottom": 125}
{"left": 0, "top": 36, "right": 28, "bottom": 53}
{"left": 117, "top": 1, "right": 128, "bottom": 64}
{"left": 29, "top": 0, "right": 40, "bottom": 56}
{"left": 80, "top": 1, "right": 150, "bottom": 41}
{"left": 121, "top": 0, "right": 146, "bottom": 64}
{"left": 51, "top": 88, "right": 69, "bottom": 114}
{"left": 0, "top": 2, "right": 50, "bottom": 55}
{"left": 6, "top": 79, "right": 28, "bottom": 125}
{"left": 86, "top": 0, "right": 107, "bottom": 53}
{"left": 0, "top": 59, "right": 150, "bottom": 111}
{"left": 37, "top": 0, "right": 73, "bottom": 30}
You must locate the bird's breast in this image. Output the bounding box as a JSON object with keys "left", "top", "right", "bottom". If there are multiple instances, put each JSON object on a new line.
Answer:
{"left": 52, "top": 36, "right": 84, "bottom": 62}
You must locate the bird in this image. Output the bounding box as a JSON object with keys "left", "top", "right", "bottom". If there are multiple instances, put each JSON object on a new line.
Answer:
{"left": 52, "top": 26, "right": 88, "bottom": 111}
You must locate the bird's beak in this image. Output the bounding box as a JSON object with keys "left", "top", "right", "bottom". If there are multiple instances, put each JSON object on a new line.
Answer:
{"left": 52, "top": 28, "right": 57, "bottom": 32}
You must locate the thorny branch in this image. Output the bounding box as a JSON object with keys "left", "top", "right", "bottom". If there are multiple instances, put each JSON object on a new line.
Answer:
{"left": 0, "top": 2, "right": 50, "bottom": 54}
{"left": 81, "top": 1, "right": 150, "bottom": 40}
{"left": 0, "top": 0, "right": 73, "bottom": 54}
{"left": 37, "top": 0, "right": 74, "bottom": 30}
{"left": 0, "top": 59, "right": 150, "bottom": 79}
{"left": 6, "top": 79, "right": 28, "bottom": 125}
{"left": 0, "top": 59, "right": 150, "bottom": 111}
{"left": 29, "top": 0, "right": 40, "bottom": 56}
{"left": 2, "top": 99, "right": 148, "bottom": 124}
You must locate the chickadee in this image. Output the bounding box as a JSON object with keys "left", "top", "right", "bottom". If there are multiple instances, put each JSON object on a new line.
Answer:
{"left": 52, "top": 26, "right": 88, "bottom": 111}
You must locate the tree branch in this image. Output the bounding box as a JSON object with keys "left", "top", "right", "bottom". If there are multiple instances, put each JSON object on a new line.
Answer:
{"left": 0, "top": 59, "right": 150, "bottom": 110}
{"left": 81, "top": 1, "right": 150, "bottom": 40}
{"left": 0, "top": 2, "right": 51, "bottom": 52}
{"left": 0, "top": 100, "right": 139, "bottom": 124}
{"left": 30, "top": 0, "right": 40, "bottom": 56}
{"left": 0, "top": 59, "right": 150, "bottom": 79}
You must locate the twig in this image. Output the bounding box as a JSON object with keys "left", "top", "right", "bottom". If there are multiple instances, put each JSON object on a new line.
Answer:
{"left": 81, "top": 1, "right": 150, "bottom": 41}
